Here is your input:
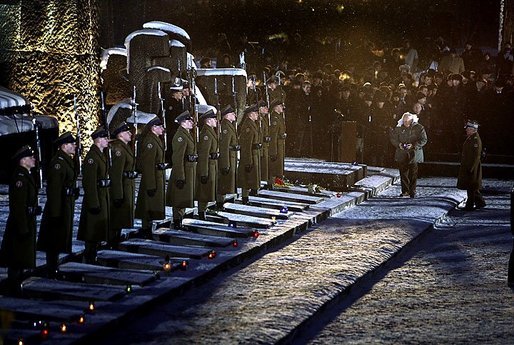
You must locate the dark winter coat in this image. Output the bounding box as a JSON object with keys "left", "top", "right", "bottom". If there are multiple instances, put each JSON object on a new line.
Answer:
{"left": 390, "top": 122, "right": 427, "bottom": 164}
{"left": 457, "top": 132, "right": 482, "bottom": 190}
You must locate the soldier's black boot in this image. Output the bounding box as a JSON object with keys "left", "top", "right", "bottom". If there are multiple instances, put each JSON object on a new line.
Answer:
{"left": 242, "top": 196, "right": 249, "bottom": 205}
{"left": 198, "top": 212, "right": 206, "bottom": 220}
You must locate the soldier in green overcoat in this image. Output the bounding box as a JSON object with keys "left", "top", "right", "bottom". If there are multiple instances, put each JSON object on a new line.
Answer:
{"left": 457, "top": 120, "right": 485, "bottom": 210}
{"left": 196, "top": 109, "right": 219, "bottom": 219}
{"left": 269, "top": 99, "right": 287, "bottom": 186}
{"left": 37, "top": 132, "right": 78, "bottom": 277}
{"left": 0, "top": 146, "right": 39, "bottom": 295}
{"left": 166, "top": 111, "right": 196, "bottom": 229}
{"left": 109, "top": 122, "right": 136, "bottom": 247}
{"left": 258, "top": 101, "right": 271, "bottom": 186}
{"left": 135, "top": 116, "right": 166, "bottom": 237}
{"left": 77, "top": 128, "right": 111, "bottom": 264}
{"left": 216, "top": 105, "right": 239, "bottom": 209}
{"left": 237, "top": 104, "right": 261, "bottom": 204}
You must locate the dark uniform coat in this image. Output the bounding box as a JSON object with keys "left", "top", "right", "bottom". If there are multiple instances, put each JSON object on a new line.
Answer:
{"left": 196, "top": 125, "right": 218, "bottom": 202}
{"left": 269, "top": 110, "right": 287, "bottom": 178}
{"left": 259, "top": 114, "right": 270, "bottom": 181}
{"left": 109, "top": 139, "right": 136, "bottom": 231}
{"left": 238, "top": 118, "right": 261, "bottom": 190}
{"left": 390, "top": 122, "right": 427, "bottom": 164}
{"left": 0, "top": 166, "right": 38, "bottom": 268}
{"left": 135, "top": 132, "right": 166, "bottom": 220}
{"left": 218, "top": 119, "right": 238, "bottom": 195}
{"left": 38, "top": 150, "right": 77, "bottom": 253}
{"left": 78, "top": 145, "right": 110, "bottom": 242}
{"left": 166, "top": 126, "right": 196, "bottom": 208}
{"left": 457, "top": 132, "right": 482, "bottom": 190}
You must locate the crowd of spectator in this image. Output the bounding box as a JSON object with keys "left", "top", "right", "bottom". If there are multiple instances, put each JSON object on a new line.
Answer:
{"left": 197, "top": 36, "right": 514, "bottom": 166}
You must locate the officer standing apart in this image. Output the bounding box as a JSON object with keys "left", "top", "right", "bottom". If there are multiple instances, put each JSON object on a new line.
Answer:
{"left": 216, "top": 105, "right": 239, "bottom": 209}
{"left": 196, "top": 109, "right": 219, "bottom": 220}
{"left": 0, "top": 146, "right": 39, "bottom": 295}
{"left": 166, "top": 111, "right": 196, "bottom": 229}
{"left": 135, "top": 116, "right": 166, "bottom": 238}
{"left": 37, "top": 132, "right": 78, "bottom": 277}
{"left": 77, "top": 128, "right": 111, "bottom": 264}
{"left": 258, "top": 100, "right": 271, "bottom": 188}
{"left": 390, "top": 112, "right": 427, "bottom": 198}
{"left": 238, "top": 104, "right": 261, "bottom": 204}
{"left": 109, "top": 122, "right": 136, "bottom": 248}
{"left": 269, "top": 99, "right": 287, "bottom": 188}
{"left": 457, "top": 120, "right": 486, "bottom": 210}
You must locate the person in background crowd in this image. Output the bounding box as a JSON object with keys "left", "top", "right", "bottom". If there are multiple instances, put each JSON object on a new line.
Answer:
{"left": 390, "top": 112, "right": 427, "bottom": 198}
{"left": 0, "top": 146, "right": 39, "bottom": 295}
{"left": 457, "top": 120, "right": 486, "bottom": 211}
{"left": 37, "top": 132, "right": 78, "bottom": 277}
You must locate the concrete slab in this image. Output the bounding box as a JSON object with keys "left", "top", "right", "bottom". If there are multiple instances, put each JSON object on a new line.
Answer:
{"left": 153, "top": 228, "right": 237, "bottom": 248}
{"left": 257, "top": 189, "right": 324, "bottom": 204}
{"left": 0, "top": 296, "right": 85, "bottom": 322}
{"left": 119, "top": 239, "right": 215, "bottom": 260}
{"left": 58, "top": 262, "right": 159, "bottom": 287}
{"left": 209, "top": 211, "right": 276, "bottom": 228}
{"left": 236, "top": 195, "right": 309, "bottom": 212}
{"left": 21, "top": 277, "right": 126, "bottom": 301}
{"left": 97, "top": 250, "right": 188, "bottom": 271}
{"left": 181, "top": 218, "right": 257, "bottom": 238}
{"left": 222, "top": 203, "right": 290, "bottom": 220}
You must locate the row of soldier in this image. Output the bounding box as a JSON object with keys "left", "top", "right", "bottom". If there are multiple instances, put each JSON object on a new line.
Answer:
{"left": 0, "top": 100, "right": 286, "bottom": 296}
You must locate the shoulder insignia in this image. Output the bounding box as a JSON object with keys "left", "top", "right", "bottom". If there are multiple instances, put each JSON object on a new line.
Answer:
{"left": 177, "top": 136, "right": 183, "bottom": 142}
{"left": 54, "top": 163, "right": 61, "bottom": 170}
{"left": 15, "top": 180, "right": 23, "bottom": 188}
{"left": 223, "top": 129, "right": 227, "bottom": 134}
{"left": 115, "top": 150, "right": 122, "bottom": 157}
{"left": 87, "top": 158, "right": 94, "bottom": 165}
{"left": 204, "top": 135, "right": 209, "bottom": 141}
{"left": 147, "top": 143, "right": 153, "bottom": 149}
{"left": 57, "top": 156, "right": 64, "bottom": 161}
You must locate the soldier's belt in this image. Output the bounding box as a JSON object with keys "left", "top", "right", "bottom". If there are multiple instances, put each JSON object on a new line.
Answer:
{"left": 252, "top": 143, "right": 263, "bottom": 150}
{"left": 209, "top": 152, "right": 220, "bottom": 160}
{"left": 264, "top": 136, "right": 272, "bottom": 143}
{"left": 123, "top": 171, "right": 139, "bottom": 179}
{"left": 185, "top": 154, "right": 198, "bottom": 162}
{"left": 27, "top": 205, "right": 42, "bottom": 216}
{"left": 229, "top": 145, "right": 241, "bottom": 151}
{"left": 156, "top": 163, "right": 170, "bottom": 170}
{"left": 280, "top": 133, "right": 287, "bottom": 139}
{"left": 98, "top": 179, "right": 111, "bottom": 188}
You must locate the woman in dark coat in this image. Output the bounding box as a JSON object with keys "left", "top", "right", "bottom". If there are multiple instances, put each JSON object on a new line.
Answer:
{"left": 457, "top": 120, "right": 485, "bottom": 210}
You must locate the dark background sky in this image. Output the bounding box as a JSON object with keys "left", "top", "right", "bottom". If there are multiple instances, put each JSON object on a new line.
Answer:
{"left": 99, "top": 0, "right": 500, "bottom": 56}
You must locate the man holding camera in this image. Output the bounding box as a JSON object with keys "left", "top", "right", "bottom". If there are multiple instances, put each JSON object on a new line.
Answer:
{"left": 390, "top": 112, "right": 427, "bottom": 198}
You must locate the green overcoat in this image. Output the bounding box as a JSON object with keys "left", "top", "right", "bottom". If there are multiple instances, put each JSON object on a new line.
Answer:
{"left": 269, "top": 110, "right": 286, "bottom": 178}
{"left": 77, "top": 145, "right": 110, "bottom": 242}
{"left": 135, "top": 132, "right": 166, "bottom": 220}
{"left": 390, "top": 123, "right": 427, "bottom": 164}
{"left": 218, "top": 119, "right": 238, "bottom": 195}
{"left": 0, "top": 166, "right": 38, "bottom": 269}
{"left": 166, "top": 126, "right": 196, "bottom": 208}
{"left": 237, "top": 118, "right": 261, "bottom": 190}
{"left": 109, "top": 139, "right": 135, "bottom": 231}
{"left": 259, "top": 114, "right": 270, "bottom": 181}
{"left": 196, "top": 125, "right": 218, "bottom": 202}
{"left": 457, "top": 132, "right": 482, "bottom": 190}
{"left": 38, "top": 150, "right": 77, "bottom": 253}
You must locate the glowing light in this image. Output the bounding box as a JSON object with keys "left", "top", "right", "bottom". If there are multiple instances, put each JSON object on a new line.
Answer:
{"left": 88, "top": 301, "right": 96, "bottom": 312}
{"left": 40, "top": 328, "right": 49, "bottom": 338}
{"left": 280, "top": 206, "right": 288, "bottom": 214}
{"left": 252, "top": 230, "right": 260, "bottom": 239}
{"left": 208, "top": 250, "right": 217, "bottom": 259}
{"left": 126, "top": 285, "right": 132, "bottom": 293}
{"left": 78, "top": 315, "right": 86, "bottom": 325}
{"left": 18, "top": 338, "right": 24, "bottom": 345}
{"left": 181, "top": 260, "right": 188, "bottom": 269}
{"left": 232, "top": 240, "right": 238, "bottom": 248}
{"left": 336, "top": 4, "right": 345, "bottom": 13}
{"left": 60, "top": 323, "right": 67, "bottom": 333}
{"left": 163, "top": 262, "right": 172, "bottom": 272}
